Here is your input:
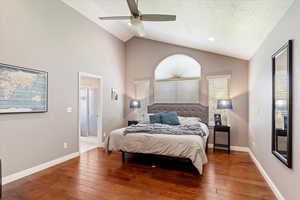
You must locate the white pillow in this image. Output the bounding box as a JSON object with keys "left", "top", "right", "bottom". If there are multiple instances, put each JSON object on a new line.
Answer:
{"left": 178, "top": 116, "right": 202, "bottom": 125}
{"left": 138, "top": 113, "right": 152, "bottom": 124}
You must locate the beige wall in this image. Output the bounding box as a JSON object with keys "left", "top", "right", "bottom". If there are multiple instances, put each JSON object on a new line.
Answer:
{"left": 249, "top": 0, "right": 299, "bottom": 199}
{"left": 125, "top": 37, "right": 249, "bottom": 147}
{"left": 0, "top": 0, "right": 126, "bottom": 177}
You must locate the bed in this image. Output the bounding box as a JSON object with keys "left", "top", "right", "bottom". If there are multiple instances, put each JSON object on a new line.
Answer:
{"left": 106, "top": 103, "right": 209, "bottom": 174}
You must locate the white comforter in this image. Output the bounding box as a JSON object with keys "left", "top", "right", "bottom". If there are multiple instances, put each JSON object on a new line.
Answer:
{"left": 106, "top": 122, "right": 209, "bottom": 174}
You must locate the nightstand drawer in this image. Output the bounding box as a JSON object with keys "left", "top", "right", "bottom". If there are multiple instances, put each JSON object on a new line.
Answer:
{"left": 214, "top": 126, "right": 230, "bottom": 132}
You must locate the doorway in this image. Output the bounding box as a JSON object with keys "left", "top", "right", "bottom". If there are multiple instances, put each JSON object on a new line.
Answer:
{"left": 78, "top": 72, "right": 103, "bottom": 153}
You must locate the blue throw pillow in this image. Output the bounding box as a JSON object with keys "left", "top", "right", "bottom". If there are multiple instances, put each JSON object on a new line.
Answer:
{"left": 160, "top": 112, "right": 180, "bottom": 125}
{"left": 149, "top": 114, "right": 162, "bottom": 124}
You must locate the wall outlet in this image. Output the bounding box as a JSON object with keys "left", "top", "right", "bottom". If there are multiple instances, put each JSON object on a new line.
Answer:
{"left": 67, "top": 107, "right": 72, "bottom": 113}
{"left": 64, "top": 142, "right": 68, "bottom": 149}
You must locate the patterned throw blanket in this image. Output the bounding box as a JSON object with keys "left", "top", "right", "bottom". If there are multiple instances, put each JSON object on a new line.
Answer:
{"left": 124, "top": 123, "right": 206, "bottom": 137}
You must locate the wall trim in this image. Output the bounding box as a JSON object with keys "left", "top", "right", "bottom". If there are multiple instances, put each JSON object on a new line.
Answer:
{"left": 2, "top": 152, "right": 80, "bottom": 185}
{"left": 78, "top": 72, "right": 104, "bottom": 156}
{"left": 208, "top": 144, "right": 250, "bottom": 152}
{"left": 206, "top": 74, "right": 231, "bottom": 80}
{"left": 248, "top": 150, "right": 285, "bottom": 200}
{"left": 80, "top": 146, "right": 99, "bottom": 154}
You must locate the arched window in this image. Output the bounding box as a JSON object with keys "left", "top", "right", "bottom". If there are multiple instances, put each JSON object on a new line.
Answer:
{"left": 154, "top": 54, "right": 201, "bottom": 103}
{"left": 155, "top": 54, "right": 201, "bottom": 81}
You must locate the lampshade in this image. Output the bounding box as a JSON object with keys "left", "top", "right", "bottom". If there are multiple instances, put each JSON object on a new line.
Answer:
{"left": 217, "top": 99, "right": 233, "bottom": 110}
{"left": 130, "top": 100, "right": 141, "bottom": 109}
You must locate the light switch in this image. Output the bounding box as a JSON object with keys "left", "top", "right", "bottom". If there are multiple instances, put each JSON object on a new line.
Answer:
{"left": 67, "top": 107, "right": 72, "bottom": 113}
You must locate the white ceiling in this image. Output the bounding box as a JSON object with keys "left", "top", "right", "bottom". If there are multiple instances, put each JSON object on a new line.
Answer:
{"left": 61, "top": 0, "right": 294, "bottom": 60}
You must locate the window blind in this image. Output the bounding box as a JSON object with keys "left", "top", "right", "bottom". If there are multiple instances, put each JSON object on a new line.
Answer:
{"left": 154, "top": 79, "right": 200, "bottom": 103}
{"left": 134, "top": 80, "right": 150, "bottom": 120}
{"left": 207, "top": 76, "right": 230, "bottom": 126}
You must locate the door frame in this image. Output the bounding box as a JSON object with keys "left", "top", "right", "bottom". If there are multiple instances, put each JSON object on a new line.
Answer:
{"left": 78, "top": 72, "right": 104, "bottom": 152}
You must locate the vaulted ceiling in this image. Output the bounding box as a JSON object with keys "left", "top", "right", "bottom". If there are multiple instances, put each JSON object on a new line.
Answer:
{"left": 61, "top": 0, "right": 294, "bottom": 60}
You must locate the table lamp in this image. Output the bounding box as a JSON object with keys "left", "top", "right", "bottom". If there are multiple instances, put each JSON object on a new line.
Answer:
{"left": 217, "top": 99, "right": 233, "bottom": 126}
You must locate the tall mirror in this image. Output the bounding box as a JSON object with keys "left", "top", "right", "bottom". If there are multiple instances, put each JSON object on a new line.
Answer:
{"left": 272, "top": 40, "right": 293, "bottom": 168}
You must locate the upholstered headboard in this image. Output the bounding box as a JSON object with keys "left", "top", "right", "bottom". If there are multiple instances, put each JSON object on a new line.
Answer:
{"left": 147, "top": 103, "right": 208, "bottom": 124}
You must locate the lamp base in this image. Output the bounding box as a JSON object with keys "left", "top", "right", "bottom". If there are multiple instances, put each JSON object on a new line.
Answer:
{"left": 222, "top": 114, "right": 231, "bottom": 127}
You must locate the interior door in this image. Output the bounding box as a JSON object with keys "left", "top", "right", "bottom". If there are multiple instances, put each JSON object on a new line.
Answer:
{"left": 88, "top": 88, "right": 98, "bottom": 137}
{"left": 80, "top": 88, "right": 88, "bottom": 137}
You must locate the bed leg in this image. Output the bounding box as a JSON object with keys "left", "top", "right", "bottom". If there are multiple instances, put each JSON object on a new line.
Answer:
{"left": 122, "top": 151, "right": 125, "bottom": 162}
{"left": 206, "top": 138, "right": 209, "bottom": 153}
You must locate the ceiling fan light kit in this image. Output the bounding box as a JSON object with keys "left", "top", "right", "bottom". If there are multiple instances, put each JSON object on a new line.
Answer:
{"left": 130, "top": 17, "right": 145, "bottom": 36}
{"left": 99, "top": 0, "right": 176, "bottom": 37}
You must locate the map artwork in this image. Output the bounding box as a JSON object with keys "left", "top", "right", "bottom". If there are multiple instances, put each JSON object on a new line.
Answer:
{"left": 0, "top": 63, "right": 48, "bottom": 114}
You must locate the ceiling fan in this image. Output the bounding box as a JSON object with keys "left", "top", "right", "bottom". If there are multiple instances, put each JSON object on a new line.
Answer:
{"left": 99, "top": 0, "right": 176, "bottom": 36}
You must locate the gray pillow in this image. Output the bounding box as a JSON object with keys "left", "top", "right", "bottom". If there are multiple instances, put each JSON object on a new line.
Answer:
{"left": 160, "top": 112, "right": 180, "bottom": 125}
{"left": 149, "top": 113, "right": 162, "bottom": 124}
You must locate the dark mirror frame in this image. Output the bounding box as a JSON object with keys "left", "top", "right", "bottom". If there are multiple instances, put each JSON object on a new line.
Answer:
{"left": 272, "top": 40, "right": 293, "bottom": 168}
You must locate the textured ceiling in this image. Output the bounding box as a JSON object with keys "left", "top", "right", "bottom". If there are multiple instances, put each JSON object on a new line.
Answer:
{"left": 61, "top": 0, "right": 294, "bottom": 60}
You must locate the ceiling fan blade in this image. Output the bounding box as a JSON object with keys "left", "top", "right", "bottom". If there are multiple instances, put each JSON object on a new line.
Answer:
{"left": 99, "top": 16, "right": 131, "bottom": 20}
{"left": 127, "top": 0, "right": 139, "bottom": 17}
{"left": 140, "top": 14, "right": 176, "bottom": 21}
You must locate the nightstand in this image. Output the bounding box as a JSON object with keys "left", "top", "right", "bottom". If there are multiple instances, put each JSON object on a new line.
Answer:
{"left": 213, "top": 126, "right": 231, "bottom": 154}
{"left": 128, "top": 120, "right": 139, "bottom": 126}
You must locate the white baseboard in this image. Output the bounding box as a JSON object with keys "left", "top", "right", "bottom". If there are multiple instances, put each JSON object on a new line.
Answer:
{"left": 248, "top": 150, "right": 285, "bottom": 200}
{"left": 99, "top": 142, "right": 104, "bottom": 148}
{"left": 80, "top": 146, "right": 98, "bottom": 154}
{"left": 208, "top": 144, "right": 250, "bottom": 152}
{"left": 2, "top": 152, "right": 80, "bottom": 185}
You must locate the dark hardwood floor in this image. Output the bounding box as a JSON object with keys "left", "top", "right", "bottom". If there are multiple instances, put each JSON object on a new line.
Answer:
{"left": 2, "top": 148, "right": 276, "bottom": 200}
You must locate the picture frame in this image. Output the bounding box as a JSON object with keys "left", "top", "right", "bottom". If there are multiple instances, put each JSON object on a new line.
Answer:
{"left": 111, "top": 88, "right": 118, "bottom": 101}
{"left": 0, "top": 63, "right": 48, "bottom": 114}
{"left": 272, "top": 40, "right": 293, "bottom": 168}
{"left": 214, "top": 113, "right": 222, "bottom": 126}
